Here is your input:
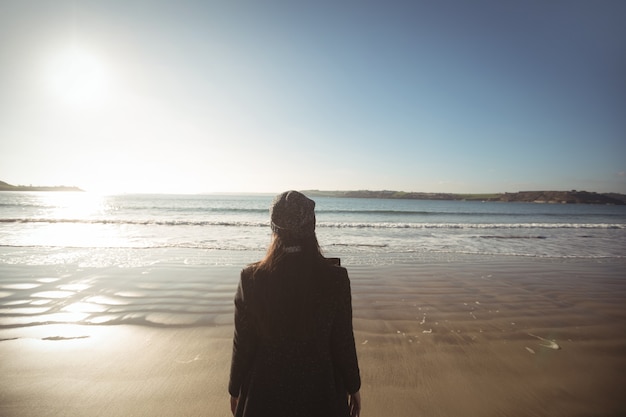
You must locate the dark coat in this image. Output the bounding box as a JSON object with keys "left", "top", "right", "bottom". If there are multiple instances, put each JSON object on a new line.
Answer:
{"left": 228, "top": 262, "right": 361, "bottom": 417}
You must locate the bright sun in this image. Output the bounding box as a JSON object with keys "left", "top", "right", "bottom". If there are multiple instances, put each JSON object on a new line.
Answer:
{"left": 46, "top": 45, "right": 108, "bottom": 105}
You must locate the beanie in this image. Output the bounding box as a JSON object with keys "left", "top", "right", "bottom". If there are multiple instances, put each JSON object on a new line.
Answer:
{"left": 270, "top": 191, "right": 316, "bottom": 238}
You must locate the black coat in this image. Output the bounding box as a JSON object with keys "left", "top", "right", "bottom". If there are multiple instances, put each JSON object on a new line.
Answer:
{"left": 228, "top": 262, "right": 361, "bottom": 417}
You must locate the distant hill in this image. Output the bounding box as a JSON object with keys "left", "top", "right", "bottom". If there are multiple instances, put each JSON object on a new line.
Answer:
{"left": 498, "top": 190, "right": 625, "bottom": 205}
{"left": 302, "top": 189, "right": 626, "bottom": 205}
{"left": 0, "top": 180, "right": 83, "bottom": 192}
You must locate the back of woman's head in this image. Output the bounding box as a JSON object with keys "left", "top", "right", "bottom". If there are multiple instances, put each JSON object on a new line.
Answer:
{"left": 259, "top": 191, "right": 324, "bottom": 273}
{"left": 270, "top": 190, "right": 316, "bottom": 239}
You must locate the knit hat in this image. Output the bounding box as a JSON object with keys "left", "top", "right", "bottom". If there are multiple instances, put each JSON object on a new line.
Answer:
{"left": 270, "top": 191, "right": 316, "bottom": 238}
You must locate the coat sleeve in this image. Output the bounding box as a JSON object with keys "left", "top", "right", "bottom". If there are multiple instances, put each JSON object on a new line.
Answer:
{"left": 228, "top": 270, "right": 258, "bottom": 397}
{"left": 330, "top": 268, "right": 361, "bottom": 394}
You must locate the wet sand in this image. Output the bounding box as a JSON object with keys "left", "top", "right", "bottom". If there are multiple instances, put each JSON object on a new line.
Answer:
{"left": 1, "top": 254, "right": 625, "bottom": 416}
{"left": 351, "top": 257, "right": 626, "bottom": 417}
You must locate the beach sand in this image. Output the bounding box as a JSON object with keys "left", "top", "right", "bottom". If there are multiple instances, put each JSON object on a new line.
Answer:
{"left": 352, "top": 257, "right": 626, "bottom": 417}
{"left": 1, "top": 255, "right": 625, "bottom": 416}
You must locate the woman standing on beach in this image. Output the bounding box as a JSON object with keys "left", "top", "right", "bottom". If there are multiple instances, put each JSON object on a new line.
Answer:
{"left": 228, "top": 191, "right": 361, "bottom": 417}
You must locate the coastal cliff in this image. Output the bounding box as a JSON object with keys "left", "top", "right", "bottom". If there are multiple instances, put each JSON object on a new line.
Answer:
{"left": 0, "top": 180, "right": 83, "bottom": 192}
{"left": 303, "top": 190, "right": 626, "bottom": 205}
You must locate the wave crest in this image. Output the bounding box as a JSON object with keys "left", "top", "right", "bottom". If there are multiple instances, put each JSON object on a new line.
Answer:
{"left": 1, "top": 217, "right": 624, "bottom": 230}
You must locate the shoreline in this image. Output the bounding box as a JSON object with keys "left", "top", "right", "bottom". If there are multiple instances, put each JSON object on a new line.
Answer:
{"left": 1, "top": 254, "right": 625, "bottom": 416}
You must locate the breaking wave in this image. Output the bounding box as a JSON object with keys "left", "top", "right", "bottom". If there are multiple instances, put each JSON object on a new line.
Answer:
{"left": 1, "top": 217, "right": 623, "bottom": 230}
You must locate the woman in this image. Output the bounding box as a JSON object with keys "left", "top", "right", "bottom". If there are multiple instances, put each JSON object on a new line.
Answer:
{"left": 228, "top": 191, "right": 361, "bottom": 417}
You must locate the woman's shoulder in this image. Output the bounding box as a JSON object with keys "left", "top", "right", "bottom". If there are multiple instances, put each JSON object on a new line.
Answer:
{"left": 318, "top": 259, "right": 349, "bottom": 283}
{"left": 327, "top": 263, "right": 348, "bottom": 277}
{"left": 241, "top": 262, "right": 261, "bottom": 280}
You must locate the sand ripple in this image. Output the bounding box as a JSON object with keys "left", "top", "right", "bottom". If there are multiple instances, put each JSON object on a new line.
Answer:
{"left": 0, "top": 264, "right": 239, "bottom": 329}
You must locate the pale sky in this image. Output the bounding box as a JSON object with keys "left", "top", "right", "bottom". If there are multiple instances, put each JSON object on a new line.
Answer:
{"left": 1, "top": 1, "right": 625, "bottom": 194}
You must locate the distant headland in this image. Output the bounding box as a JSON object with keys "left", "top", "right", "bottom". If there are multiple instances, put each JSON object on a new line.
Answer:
{"left": 302, "top": 190, "right": 626, "bottom": 205}
{"left": 0, "top": 180, "right": 83, "bottom": 192}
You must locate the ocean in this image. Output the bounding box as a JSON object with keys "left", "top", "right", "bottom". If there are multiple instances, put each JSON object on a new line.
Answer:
{"left": 1, "top": 191, "right": 625, "bottom": 265}
{"left": 1, "top": 191, "right": 625, "bottom": 329}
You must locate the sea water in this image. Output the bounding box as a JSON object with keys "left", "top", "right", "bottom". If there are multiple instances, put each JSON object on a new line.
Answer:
{"left": 1, "top": 192, "right": 625, "bottom": 266}
{"left": 1, "top": 192, "right": 625, "bottom": 329}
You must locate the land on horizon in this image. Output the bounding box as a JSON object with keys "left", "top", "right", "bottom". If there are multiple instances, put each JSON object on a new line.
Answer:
{"left": 1, "top": 180, "right": 625, "bottom": 204}
{"left": 302, "top": 189, "right": 626, "bottom": 205}
{"left": 0, "top": 180, "right": 83, "bottom": 192}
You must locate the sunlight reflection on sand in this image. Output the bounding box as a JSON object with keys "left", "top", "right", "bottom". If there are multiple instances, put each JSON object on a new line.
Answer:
{"left": 0, "top": 261, "right": 239, "bottom": 337}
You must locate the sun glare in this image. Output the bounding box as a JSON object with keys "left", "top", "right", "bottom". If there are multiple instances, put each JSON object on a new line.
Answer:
{"left": 44, "top": 192, "right": 106, "bottom": 220}
{"left": 45, "top": 46, "right": 108, "bottom": 105}
{"left": 19, "top": 193, "right": 123, "bottom": 249}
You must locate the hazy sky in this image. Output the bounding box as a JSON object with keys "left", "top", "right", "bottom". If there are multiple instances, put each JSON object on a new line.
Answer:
{"left": 1, "top": 1, "right": 625, "bottom": 194}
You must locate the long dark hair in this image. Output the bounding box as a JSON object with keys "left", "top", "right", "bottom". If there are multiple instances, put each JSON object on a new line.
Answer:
{"left": 256, "top": 231, "right": 325, "bottom": 274}
{"left": 250, "top": 231, "right": 327, "bottom": 340}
